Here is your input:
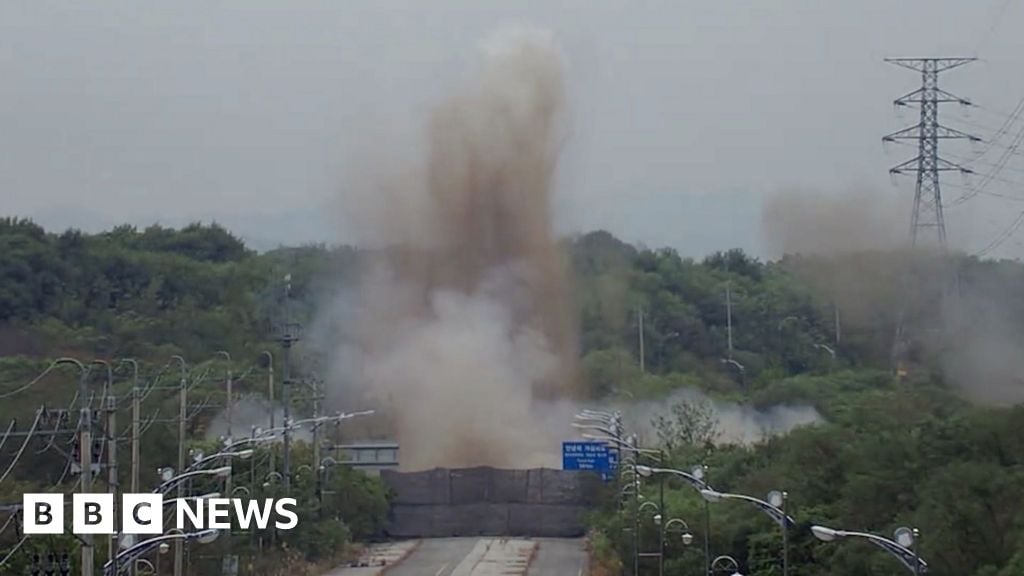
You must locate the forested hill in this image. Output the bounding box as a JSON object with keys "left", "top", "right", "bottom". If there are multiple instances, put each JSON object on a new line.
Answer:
{"left": 4, "top": 217, "right": 1024, "bottom": 399}
{"left": 4, "top": 218, "right": 1024, "bottom": 574}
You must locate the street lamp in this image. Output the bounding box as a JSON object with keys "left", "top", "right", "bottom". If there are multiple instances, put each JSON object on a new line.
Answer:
{"left": 811, "top": 524, "right": 926, "bottom": 575}
{"left": 154, "top": 466, "right": 232, "bottom": 495}
{"left": 105, "top": 529, "right": 219, "bottom": 576}
{"left": 663, "top": 518, "right": 694, "bottom": 546}
{"left": 636, "top": 464, "right": 711, "bottom": 576}
{"left": 700, "top": 489, "right": 792, "bottom": 576}
{"left": 711, "top": 554, "right": 744, "bottom": 576}
{"left": 263, "top": 471, "right": 284, "bottom": 488}
{"left": 185, "top": 448, "right": 253, "bottom": 473}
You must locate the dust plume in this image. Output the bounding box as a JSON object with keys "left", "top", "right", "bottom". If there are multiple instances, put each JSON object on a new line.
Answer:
{"left": 319, "top": 29, "right": 580, "bottom": 470}
{"left": 761, "top": 186, "right": 907, "bottom": 258}
{"left": 762, "top": 186, "right": 1024, "bottom": 405}
{"left": 610, "top": 387, "right": 822, "bottom": 447}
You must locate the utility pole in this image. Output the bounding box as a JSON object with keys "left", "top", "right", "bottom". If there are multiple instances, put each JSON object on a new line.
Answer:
{"left": 279, "top": 274, "right": 300, "bottom": 492}
{"left": 725, "top": 282, "right": 733, "bottom": 358}
{"left": 105, "top": 395, "right": 117, "bottom": 569}
{"left": 637, "top": 306, "right": 645, "bottom": 373}
{"left": 77, "top": 367, "right": 94, "bottom": 576}
{"left": 172, "top": 356, "right": 187, "bottom": 576}
{"left": 834, "top": 303, "right": 841, "bottom": 346}
{"left": 260, "top": 351, "right": 275, "bottom": 475}
{"left": 126, "top": 359, "right": 140, "bottom": 576}
{"left": 217, "top": 351, "right": 233, "bottom": 440}
{"left": 311, "top": 376, "right": 322, "bottom": 514}
{"left": 883, "top": 57, "right": 978, "bottom": 249}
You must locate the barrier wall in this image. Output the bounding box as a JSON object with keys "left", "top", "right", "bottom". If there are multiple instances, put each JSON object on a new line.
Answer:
{"left": 380, "top": 467, "right": 603, "bottom": 537}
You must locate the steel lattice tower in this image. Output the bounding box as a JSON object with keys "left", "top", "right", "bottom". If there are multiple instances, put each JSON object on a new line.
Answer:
{"left": 883, "top": 57, "right": 979, "bottom": 249}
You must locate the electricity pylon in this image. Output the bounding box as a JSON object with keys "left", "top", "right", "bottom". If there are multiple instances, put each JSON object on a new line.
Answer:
{"left": 883, "top": 57, "right": 979, "bottom": 248}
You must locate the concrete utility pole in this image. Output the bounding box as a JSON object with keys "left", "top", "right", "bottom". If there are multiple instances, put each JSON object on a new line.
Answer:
{"left": 106, "top": 395, "right": 117, "bottom": 568}
{"left": 217, "top": 351, "right": 233, "bottom": 440}
{"left": 637, "top": 306, "right": 645, "bottom": 373}
{"left": 171, "top": 355, "right": 187, "bottom": 576}
{"left": 260, "top": 351, "right": 275, "bottom": 475}
{"left": 725, "top": 283, "right": 733, "bottom": 358}
{"left": 78, "top": 366, "right": 94, "bottom": 576}
{"left": 834, "top": 303, "right": 841, "bottom": 345}
{"left": 123, "top": 359, "right": 140, "bottom": 576}
{"left": 311, "top": 377, "right": 321, "bottom": 510}
{"left": 123, "top": 359, "right": 140, "bottom": 496}
{"left": 279, "top": 274, "right": 300, "bottom": 492}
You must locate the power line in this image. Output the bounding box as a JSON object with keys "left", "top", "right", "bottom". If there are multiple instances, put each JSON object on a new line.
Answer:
{"left": 948, "top": 118, "right": 1024, "bottom": 206}
{"left": 0, "top": 408, "right": 44, "bottom": 484}
{"left": 974, "top": 210, "right": 1024, "bottom": 256}
{"left": 975, "top": 0, "right": 1016, "bottom": 56}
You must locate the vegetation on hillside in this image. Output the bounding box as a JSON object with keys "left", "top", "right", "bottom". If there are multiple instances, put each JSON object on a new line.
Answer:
{"left": 1, "top": 218, "right": 1023, "bottom": 575}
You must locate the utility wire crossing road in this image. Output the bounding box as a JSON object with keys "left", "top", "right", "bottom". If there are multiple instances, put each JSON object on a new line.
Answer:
{"left": 325, "top": 538, "right": 588, "bottom": 576}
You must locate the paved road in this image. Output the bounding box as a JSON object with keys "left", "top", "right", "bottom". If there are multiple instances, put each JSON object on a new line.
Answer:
{"left": 387, "top": 538, "right": 479, "bottom": 576}
{"left": 328, "top": 538, "right": 588, "bottom": 576}
{"left": 528, "top": 538, "right": 589, "bottom": 576}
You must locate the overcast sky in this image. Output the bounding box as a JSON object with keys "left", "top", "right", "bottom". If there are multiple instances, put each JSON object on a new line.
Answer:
{"left": 3, "top": 1, "right": 1024, "bottom": 258}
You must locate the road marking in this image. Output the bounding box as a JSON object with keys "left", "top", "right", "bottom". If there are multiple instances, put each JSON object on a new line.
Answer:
{"left": 435, "top": 562, "right": 449, "bottom": 576}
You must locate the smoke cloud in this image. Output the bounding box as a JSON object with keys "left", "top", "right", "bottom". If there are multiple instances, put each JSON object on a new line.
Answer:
{"left": 761, "top": 185, "right": 907, "bottom": 258}
{"left": 762, "top": 186, "right": 1024, "bottom": 405}
{"left": 319, "top": 29, "right": 580, "bottom": 470}
{"left": 611, "top": 387, "right": 823, "bottom": 447}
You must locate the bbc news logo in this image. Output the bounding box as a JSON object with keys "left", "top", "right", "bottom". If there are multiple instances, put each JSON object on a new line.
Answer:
{"left": 23, "top": 494, "right": 298, "bottom": 535}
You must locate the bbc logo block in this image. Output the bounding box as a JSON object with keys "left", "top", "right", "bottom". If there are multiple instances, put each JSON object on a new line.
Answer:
{"left": 22, "top": 493, "right": 298, "bottom": 535}
{"left": 23, "top": 494, "right": 64, "bottom": 534}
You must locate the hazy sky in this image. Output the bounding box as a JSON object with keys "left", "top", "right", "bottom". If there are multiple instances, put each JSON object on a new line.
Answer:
{"left": 3, "top": 1, "right": 1024, "bottom": 258}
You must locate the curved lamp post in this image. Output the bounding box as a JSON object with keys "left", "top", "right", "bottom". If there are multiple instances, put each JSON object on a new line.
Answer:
{"left": 811, "top": 525, "right": 927, "bottom": 575}
{"left": 105, "top": 529, "right": 219, "bottom": 576}
{"left": 711, "top": 554, "right": 743, "bottom": 576}
{"left": 153, "top": 466, "right": 231, "bottom": 495}
{"left": 185, "top": 448, "right": 253, "bottom": 473}
{"left": 584, "top": 432, "right": 656, "bottom": 576}
{"left": 701, "top": 489, "right": 793, "bottom": 576}
{"left": 263, "top": 471, "right": 284, "bottom": 488}
{"left": 662, "top": 517, "right": 694, "bottom": 546}
{"left": 636, "top": 464, "right": 710, "bottom": 576}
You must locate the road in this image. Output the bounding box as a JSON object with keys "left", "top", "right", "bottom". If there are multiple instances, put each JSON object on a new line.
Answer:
{"left": 329, "top": 538, "right": 588, "bottom": 576}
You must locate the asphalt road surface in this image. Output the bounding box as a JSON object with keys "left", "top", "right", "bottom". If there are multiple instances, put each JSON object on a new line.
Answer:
{"left": 378, "top": 537, "right": 588, "bottom": 576}
{"left": 527, "top": 538, "right": 589, "bottom": 576}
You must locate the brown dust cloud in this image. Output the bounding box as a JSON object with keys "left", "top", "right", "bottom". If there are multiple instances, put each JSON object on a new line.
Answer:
{"left": 320, "top": 29, "right": 581, "bottom": 470}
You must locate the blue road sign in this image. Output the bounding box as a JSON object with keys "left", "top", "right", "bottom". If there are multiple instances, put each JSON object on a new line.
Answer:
{"left": 563, "top": 441, "right": 617, "bottom": 480}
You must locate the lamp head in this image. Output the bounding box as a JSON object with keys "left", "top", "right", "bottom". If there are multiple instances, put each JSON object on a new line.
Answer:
{"left": 691, "top": 465, "right": 706, "bottom": 481}
{"left": 212, "top": 466, "right": 232, "bottom": 478}
{"left": 894, "top": 527, "right": 915, "bottom": 548}
{"left": 700, "top": 489, "right": 721, "bottom": 503}
{"left": 158, "top": 542, "right": 170, "bottom": 554}
{"left": 767, "top": 490, "right": 785, "bottom": 508}
{"left": 197, "top": 530, "right": 220, "bottom": 545}
{"left": 236, "top": 449, "right": 254, "bottom": 460}
{"left": 635, "top": 465, "right": 653, "bottom": 478}
{"left": 811, "top": 525, "right": 839, "bottom": 542}
{"left": 682, "top": 532, "right": 693, "bottom": 545}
